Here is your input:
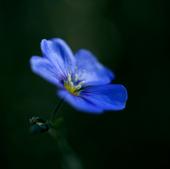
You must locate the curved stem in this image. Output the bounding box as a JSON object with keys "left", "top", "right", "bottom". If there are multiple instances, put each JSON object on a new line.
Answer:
{"left": 48, "top": 129, "right": 84, "bottom": 169}
{"left": 51, "top": 98, "right": 64, "bottom": 120}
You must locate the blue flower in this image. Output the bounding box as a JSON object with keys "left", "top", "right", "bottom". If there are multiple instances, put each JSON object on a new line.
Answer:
{"left": 30, "top": 38, "right": 128, "bottom": 114}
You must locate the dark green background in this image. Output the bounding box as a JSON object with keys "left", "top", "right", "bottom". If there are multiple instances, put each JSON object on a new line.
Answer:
{"left": 1, "top": 0, "right": 170, "bottom": 169}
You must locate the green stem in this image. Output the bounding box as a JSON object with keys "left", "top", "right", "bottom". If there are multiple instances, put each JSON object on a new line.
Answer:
{"left": 48, "top": 129, "right": 84, "bottom": 169}
{"left": 57, "top": 137, "right": 84, "bottom": 169}
{"left": 51, "top": 98, "right": 64, "bottom": 120}
{"left": 49, "top": 99, "right": 84, "bottom": 169}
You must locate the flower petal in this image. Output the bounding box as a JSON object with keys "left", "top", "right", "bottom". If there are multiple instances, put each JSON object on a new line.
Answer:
{"left": 75, "top": 49, "right": 114, "bottom": 85}
{"left": 30, "top": 56, "right": 61, "bottom": 87}
{"left": 41, "top": 38, "right": 76, "bottom": 77}
{"left": 58, "top": 90, "right": 103, "bottom": 114}
{"left": 81, "top": 84, "right": 128, "bottom": 111}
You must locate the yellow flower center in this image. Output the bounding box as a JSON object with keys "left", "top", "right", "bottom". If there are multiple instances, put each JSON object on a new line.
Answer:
{"left": 64, "top": 73, "right": 84, "bottom": 96}
{"left": 64, "top": 82, "right": 79, "bottom": 96}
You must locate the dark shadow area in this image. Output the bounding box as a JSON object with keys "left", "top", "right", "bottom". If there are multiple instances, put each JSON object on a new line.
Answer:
{"left": 1, "top": 0, "right": 170, "bottom": 169}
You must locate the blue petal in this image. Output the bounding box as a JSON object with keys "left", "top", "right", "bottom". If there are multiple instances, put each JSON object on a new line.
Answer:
{"left": 58, "top": 90, "right": 103, "bottom": 114}
{"left": 81, "top": 84, "right": 128, "bottom": 111}
{"left": 75, "top": 49, "right": 114, "bottom": 85}
{"left": 41, "top": 38, "right": 76, "bottom": 77}
{"left": 30, "top": 56, "right": 62, "bottom": 87}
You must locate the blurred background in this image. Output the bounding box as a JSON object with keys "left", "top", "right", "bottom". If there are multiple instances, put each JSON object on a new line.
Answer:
{"left": 1, "top": 0, "right": 170, "bottom": 169}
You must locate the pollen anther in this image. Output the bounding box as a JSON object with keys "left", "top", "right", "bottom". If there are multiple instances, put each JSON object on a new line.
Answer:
{"left": 64, "top": 73, "right": 84, "bottom": 96}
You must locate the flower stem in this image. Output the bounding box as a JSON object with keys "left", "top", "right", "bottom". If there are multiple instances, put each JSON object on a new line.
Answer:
{"left": 51, "top": 98, "right": 64, "bottom": 120}
{"left": 48, "top": 129, "right": 84, "bottom": 169}
{"left": 57, "top": 136, "right": 84, "bottom": 169}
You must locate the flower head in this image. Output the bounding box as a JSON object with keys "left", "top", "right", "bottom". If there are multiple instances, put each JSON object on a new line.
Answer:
{"left": 30, "top": 38, "right": 128, "bottom": 114}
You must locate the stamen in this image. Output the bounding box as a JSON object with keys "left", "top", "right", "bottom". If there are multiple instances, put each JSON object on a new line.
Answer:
{"left": 70, "top": 81, "right": 74, "bottom": 87}
{"left": 74, "top": 73, "right": 79, "bottom": 82}
{"left": 67, "top": 73, "right": 72, "bottom": 82}
{"left": 64, "top": 73, "right": 85, "bottom": 96}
